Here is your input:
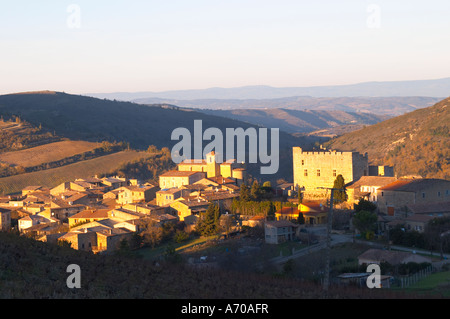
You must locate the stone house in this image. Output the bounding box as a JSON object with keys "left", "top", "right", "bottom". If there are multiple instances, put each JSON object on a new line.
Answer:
{"left": 377, "top": 179, "right": 450, "bottom": 216}
{"left": 116, "top": 185, "right": 159, "bottom": 205}
{"left": 156, "top": 188, "right": 182, "bottom": 206}
{"left": 345, "top": 176, "right": 398, "bottom": 206}
{"left": 265, "top": 220, "right": 298, "bottom": 244}
{"left": 169, "top": 198, "right": 210, "bottom": 221}
{"left": 0, "top": 207, "right": 11, "bottom": 231}
{"left": 159, "top": 171, "right": 206, "bottom": 189}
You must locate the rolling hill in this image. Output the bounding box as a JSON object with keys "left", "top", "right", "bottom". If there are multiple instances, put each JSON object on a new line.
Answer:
{"left": 198, "top": 108, "right": 388, "bottom": 134}
{"left": 133, "top": 96, "right": 440, "bottom": 117}
{"left": 0, "top": 91, "right": 318, "bottom": 182}
{"left": 325, "top": 97, "right": 450, "bottom": 179}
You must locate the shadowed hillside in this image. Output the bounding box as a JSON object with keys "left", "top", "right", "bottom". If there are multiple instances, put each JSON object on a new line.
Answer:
{"left": 0, "top": 92, "right": 320, "bottom": 181}
{"left": 0, "top": 232, "right": 417, "bottom": 299}
{"left": 326, "top": 97, "right": 450, "bottom": 179}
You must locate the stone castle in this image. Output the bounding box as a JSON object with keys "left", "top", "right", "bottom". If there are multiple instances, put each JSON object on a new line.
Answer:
{"left": 293, "top": 147, "right": 393, "bottom": 199}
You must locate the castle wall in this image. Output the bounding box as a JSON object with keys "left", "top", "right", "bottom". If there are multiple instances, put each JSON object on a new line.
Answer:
{"left": 293, "top": 147, "right": 368, "bottom": 198}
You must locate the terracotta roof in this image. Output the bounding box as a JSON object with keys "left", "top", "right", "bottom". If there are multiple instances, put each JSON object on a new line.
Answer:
{"left": 378, "top": 180, "right": 414, "bottom": 191}
{"left": 407, "top": 201, "right": 450, "bottom": 215}
{"left": 179, "top": 159, "right": 207, "bottom": 165}
{"left": 379, "top": 179, "right": 450, "bottom": 192}
{"left": 405, "top": 214, "right": 434, "bottom": 223}
{"left": 276, "top": 207, "right": 300, "bottom": 215}
{"left": 346, "top": 176, "right": 398, "bottom": 189}
{"left": 300, "top": 201, "right": 329, "bottom": 213}
{"left": 69, "top": 209, "right": 109, "bottom": 219}
{"left": 266, "top": 220, "right": 299, "bottom": 228}
{"left": 160, "top": 170, "right": 205, "bottom": 177}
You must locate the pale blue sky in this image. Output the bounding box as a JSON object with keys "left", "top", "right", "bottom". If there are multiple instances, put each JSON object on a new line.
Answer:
{"left": 1, "top": 0, "right": 450, "bottom": 94}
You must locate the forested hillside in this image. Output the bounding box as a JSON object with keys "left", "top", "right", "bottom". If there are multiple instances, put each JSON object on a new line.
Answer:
{"left": 326, "top": 97, "right": 450, "bottom": 179}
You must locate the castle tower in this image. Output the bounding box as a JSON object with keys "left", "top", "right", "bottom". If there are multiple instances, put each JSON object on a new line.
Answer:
{"left": 206, "top": 151, "right": 220, "bottom": 178}
{"left": 293, "top": 146, "right": 368, "bottom": 199}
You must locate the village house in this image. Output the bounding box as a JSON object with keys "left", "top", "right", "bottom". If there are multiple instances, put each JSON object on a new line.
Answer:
{"left": 40, "top": 204, "right": 85, "bottom": 221}
{"left": 377, "top": 178, "right": 450, "bottom": 216}
{"left": 21, "top": 186, "right": 45, "bottom": 197}
{"left": 18, "top": 214, "right": 59, "bottom": 232}
{"left": 122, "top": 202, "right": 165, "bottom": 216}
{"left": 242, "top": 215, "right": 265, "bottom": 228}
{"left": 345, "top": 176, "right": 398, "bottom": 206}
{"left": 265, "top": 220, "right": 299, "bottom": 244}
{"left": 405, "top": 201, "right": 450, "bottom": 218}
{"left": 199, "top": 189, "right": 239, "bottom": 212}
{"left": 108, "top": 207, "right": 146, "bottom": 221}
{"left": 156, "top": 188, "right": 182, "bottom": 207}
{"left": 0, "top": 207, "right": 11, "bottom": 231}
{"left": 159, "top": 170, "right": 206, "bottom": 189}
{"left": 275, "top": 206, "right": 301, "bottom": 221}
{"left": 68, "top": 209, "right": 109, "bottom": 228}
{"left": 116, "top": 185, "right": 159, "bottom": 205}
{"left": 169, "top": 197, "right": 210, "bottom": 221}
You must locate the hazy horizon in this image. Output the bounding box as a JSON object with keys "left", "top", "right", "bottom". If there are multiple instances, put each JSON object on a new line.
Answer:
{"left": 2, "top": 1, "right": 450, "bottom": 95}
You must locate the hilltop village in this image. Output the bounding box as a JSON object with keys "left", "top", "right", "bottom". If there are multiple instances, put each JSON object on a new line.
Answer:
{"left": 0, "top": 147, "right": 449, "bottom": 275}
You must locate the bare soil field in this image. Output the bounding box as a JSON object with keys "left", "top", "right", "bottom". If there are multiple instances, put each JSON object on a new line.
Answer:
{"left": 0, "top": 150, "right": 153, "bottom": 195}
{"left": 0, "top": 140, "right": 100, "bottom": 167}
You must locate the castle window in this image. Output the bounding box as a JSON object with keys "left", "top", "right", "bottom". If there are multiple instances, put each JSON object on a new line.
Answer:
{"left": 438, "top": 191, "right": 441, "bottom": 197}
{"left": 317, "top": 170, "right": 321, "bottom": 177}
{"left": 422, "top": 192, "right": 426, "bottom": 198}
{"left": 333, "top": 170, "right": 337, "bottom": 177}
{"left": 301, "top": 160, "right": 305, "bottom": 165}
{"left": 304, "top": 170, "right": 308, "bottom": 177}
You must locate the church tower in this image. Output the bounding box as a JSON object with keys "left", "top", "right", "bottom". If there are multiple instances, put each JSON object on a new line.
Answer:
{"left": 206, "top": 151, "right": 220, "bottom": 178}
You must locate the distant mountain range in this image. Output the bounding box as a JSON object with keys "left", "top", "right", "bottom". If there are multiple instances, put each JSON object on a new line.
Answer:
{"left": 86, "top": 77, "right": 450, "bottom": 101}
{"left": 197, "top": 108, "right": 389, "bottom": 134}
{"left": 133, "top": 96, "right": 441, "bottom": 117}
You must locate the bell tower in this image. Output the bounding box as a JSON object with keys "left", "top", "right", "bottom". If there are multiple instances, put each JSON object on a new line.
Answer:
{"left": 206, "top": 151, "right": 220, "bottom": 178}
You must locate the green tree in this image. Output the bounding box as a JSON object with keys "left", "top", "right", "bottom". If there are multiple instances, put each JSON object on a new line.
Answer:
{"left": 250, "top": 180, "right": 262, "bottom": 201}
{"left": 297, "top": 212, "right": 305, "bottom": 225}
{"left": 298, "top": 187, "right": 303, "bottom": 204}
{"left": 353, "top": 210, "right": 378, "bottom": 235}
{"left": 267, "top": 201, "right": 276, "bottom": 221}
{"left": 333, "top": 174, "right": 348, "bottom": 203}
{"left": 197, "top": 203, "right": 220, "bottom": 236}
{"left": 354, "top": 199, "right": 377, "bottom": 213}
{"left": 239, "top": 183, "right": 250, "bottom": 202}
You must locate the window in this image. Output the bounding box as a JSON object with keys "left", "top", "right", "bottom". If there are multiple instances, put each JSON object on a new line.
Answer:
{"left": 304, "top": 169, "right": 308, "bottom": 177}
{"left": 333, "top": 170, "right": 337, "bottom": 177}
{"left": 301, "top": 160, "right": 305, "bottom": 165}
{"left": 438, "top": 191, "right": 441, "bottom": 197}
{"left": 422, "top": 192, "right": 426, "bottom": 198}
{"left": 317, "top": 170, "right": 321, "bottom": 177}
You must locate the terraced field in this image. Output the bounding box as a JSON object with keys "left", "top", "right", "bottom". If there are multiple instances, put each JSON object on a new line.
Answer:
{"left": 0, "top": 140, "right": 100, "bottom": 167}
{"left": 0, "top": 150, "right": 153, "bottom": 195}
